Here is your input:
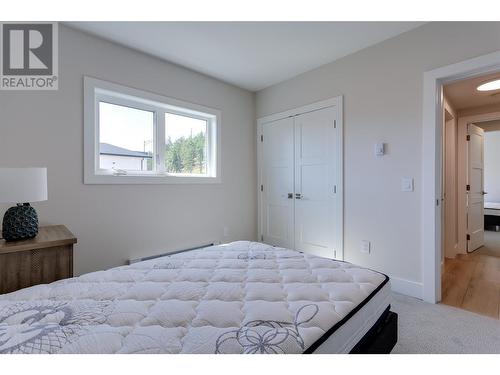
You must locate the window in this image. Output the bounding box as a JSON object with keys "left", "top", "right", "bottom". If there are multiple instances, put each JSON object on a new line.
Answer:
{"left": 84, "top": 77, "right": 220, "bottom": 184}
{"left": 99, "top": 102, "right": 154, "bottom": 173}
{"left": 165, "top": 113, "right": 208, "bottom": 175}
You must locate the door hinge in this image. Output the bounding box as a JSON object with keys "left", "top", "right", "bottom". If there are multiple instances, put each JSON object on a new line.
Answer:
{"left": 333, "top": 185, "right": 337, "bottom": 194}
{"left": 261, "top": 235, "right": 264, "bottom": 241}
{"left": 467, "top": 234, "right": 471, "bottom": 241}
{"left": 333, "top": 120, "right": 337, "bottom": 128}
{"left": 260, "top": 134, "right": 263, "bottom": 142}
{"left": 260, "top": 185, "right": 263, "bottom": 192}
{"left": 466, "top": 184, "right": 470, "bottom": 191}
{"left": 466, "top": 135, "right": 470, "bottom": 141}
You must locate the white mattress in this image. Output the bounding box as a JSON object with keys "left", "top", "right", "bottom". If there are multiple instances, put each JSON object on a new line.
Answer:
{"left": 485, "top": 202, "right": 500, "bottom": 216}
{"left": 0, "top": 241, "right": 389, "bottom": 354}
{"left": 312, "top": 281, "right": 391, "bottom": 353}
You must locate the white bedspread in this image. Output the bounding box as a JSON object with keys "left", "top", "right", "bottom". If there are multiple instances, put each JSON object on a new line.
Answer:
{"left": 0, "top": 241, "right": 388, "bottom": 354}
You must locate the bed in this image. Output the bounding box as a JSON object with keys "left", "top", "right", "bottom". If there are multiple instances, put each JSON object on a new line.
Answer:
{"left": 484, "top": 202, "right": 500, "bottom": 230}
{"left": 0, "top": 241, "right": 396, "bottom": 354}
{"left": 484, "top": 202, "right": 500, "bottom": 216}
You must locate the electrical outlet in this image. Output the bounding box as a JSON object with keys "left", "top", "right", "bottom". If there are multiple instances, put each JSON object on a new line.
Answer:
{"left": 361, "top": 240, "right": 371, "bottom": 254}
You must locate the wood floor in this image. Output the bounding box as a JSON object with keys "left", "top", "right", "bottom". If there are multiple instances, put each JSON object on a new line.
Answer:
{"left": 441, "top": 231, "right": 500, "bottom": 319}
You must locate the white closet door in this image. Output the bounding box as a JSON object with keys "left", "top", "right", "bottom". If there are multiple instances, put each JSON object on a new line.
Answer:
{"left": 294, "top": 106, "right": 339, "bottom": 258}
{"left": 262, "top": 117, "right": 295, "bottom": 248}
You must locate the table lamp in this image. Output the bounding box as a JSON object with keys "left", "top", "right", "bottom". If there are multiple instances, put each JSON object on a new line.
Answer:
{"left": 0, "top": 168, "right": 48, "bottom": 241}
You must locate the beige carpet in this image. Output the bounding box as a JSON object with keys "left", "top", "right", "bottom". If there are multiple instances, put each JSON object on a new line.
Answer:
{"left": 390, "top": 293, "right": 500, "bottom": 353}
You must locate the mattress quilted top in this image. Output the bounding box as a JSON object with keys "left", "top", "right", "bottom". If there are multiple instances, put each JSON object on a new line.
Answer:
{"left": 0, "top": 241, "right": 388, "bottom": 354}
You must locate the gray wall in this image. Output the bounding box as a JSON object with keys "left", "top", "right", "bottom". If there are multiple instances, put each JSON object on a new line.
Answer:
{"left": 256, "top": 22, "right": 500, "bottom": 294}
{"left": 0, "top": 25, "right": 257, "bottom": 275}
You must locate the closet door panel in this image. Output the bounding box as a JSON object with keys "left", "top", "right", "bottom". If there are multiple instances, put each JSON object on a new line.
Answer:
{"left": 262, "top": 117, "right": 295, "bottom": 248}
{"left": 294, "top": 106, "right": 337, "bottom": 258}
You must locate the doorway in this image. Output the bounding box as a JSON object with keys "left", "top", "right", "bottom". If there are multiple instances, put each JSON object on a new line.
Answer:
{"left": 422, "top": 50, "right": 500, "bottom": 304}
{"left": 440, "top": 73, "right": 500, "bottom": 319}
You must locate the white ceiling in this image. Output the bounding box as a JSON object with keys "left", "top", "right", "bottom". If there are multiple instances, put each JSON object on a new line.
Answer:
{"left": 444, "top": 71, "right": 500, "bottom": 110}
{"left": 66, "top": 22, "right": 425, "bottom": 91}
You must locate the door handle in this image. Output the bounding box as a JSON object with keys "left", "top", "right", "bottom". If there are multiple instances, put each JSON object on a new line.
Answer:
{"left": 287, "top": 193, "right": 293, "bottom": 199}
{"left": 295, "top": 193, "right": 302, "bottom": 199}
{"left": 482, "top": 191, "right": 488, "bottom": 195}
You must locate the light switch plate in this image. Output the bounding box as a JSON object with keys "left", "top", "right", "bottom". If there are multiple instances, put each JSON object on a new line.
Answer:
{"left": 401, "top": 177, "right": 414, "bottom": 192}
{"left": 361, "top": 240, "right": 371, "bottom": 254}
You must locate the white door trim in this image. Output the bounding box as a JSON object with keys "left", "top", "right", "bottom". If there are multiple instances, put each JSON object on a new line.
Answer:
{"left": 423, "top": 50, "right": 500, "bottom": 303}
{"left": 257, "top": 96, "right": 344, "bottom": 259}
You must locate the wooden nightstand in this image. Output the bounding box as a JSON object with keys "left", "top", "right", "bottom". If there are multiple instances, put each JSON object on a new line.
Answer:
{"left": 0, "top": 225, "right": 76, "bottom": 294}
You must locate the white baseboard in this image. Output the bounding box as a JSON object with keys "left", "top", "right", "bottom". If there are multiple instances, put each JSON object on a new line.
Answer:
{"left": 388, "top": 276, "right": 423, "bottom": 300}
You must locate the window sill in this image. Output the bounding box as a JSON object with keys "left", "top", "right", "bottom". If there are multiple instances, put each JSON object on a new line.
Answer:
{"left": 84, "top": 173, "right": 221, "bottom": 185}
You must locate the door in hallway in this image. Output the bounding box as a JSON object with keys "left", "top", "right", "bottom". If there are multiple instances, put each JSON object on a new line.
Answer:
{"left": 467, "top": 123, "right": 485, "bottom": 252}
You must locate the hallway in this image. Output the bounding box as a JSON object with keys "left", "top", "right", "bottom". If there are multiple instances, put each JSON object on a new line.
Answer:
{"left": 441, "top": 231, "right": 500, "bottom": 319}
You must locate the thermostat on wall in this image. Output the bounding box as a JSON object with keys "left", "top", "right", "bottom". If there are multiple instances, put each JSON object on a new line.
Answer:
{"left": 401, "top": 177, "right": 414, "bottom": 192}
{"left": 374, "top": 143, "right": 385, "bottom": 156}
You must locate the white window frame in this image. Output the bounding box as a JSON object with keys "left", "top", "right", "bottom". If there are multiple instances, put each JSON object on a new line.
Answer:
{"left": 84, "top": 76, "right": 221, "bottom": 184}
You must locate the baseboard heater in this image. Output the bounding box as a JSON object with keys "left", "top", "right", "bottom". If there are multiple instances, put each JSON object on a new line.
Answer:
{"left": 128, "top": 243, "right": 214, "bottom": 265}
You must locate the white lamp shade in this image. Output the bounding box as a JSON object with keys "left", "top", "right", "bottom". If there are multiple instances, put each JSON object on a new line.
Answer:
{"left": 0, "top": 168, "right": 48, "bottom": 203}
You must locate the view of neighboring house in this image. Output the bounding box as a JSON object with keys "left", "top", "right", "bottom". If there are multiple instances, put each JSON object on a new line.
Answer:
{"left": 99, "top": 143, "right": 152, "bottom": 171}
